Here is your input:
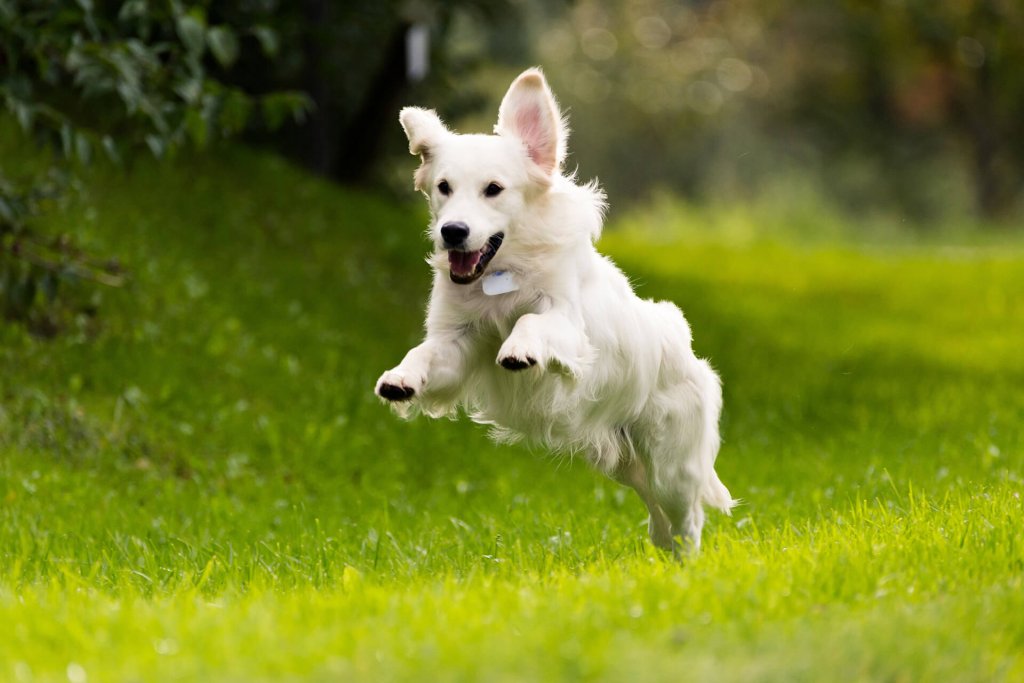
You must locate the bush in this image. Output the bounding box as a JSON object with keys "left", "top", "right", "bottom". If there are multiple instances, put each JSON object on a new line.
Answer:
{"left": 0, "top": 0, "right": 309, "bottom": 335}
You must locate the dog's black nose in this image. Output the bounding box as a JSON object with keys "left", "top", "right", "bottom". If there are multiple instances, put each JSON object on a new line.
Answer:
{"left": 440, "top": 222, "right": 470, "bottom": 247}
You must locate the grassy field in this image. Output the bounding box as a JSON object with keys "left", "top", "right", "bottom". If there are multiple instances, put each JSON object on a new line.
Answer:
{"left": 1, "top": 143, "right": 1023, "bottom": 682}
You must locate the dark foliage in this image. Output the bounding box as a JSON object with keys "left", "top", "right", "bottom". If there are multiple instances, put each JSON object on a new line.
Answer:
{"left": 0, "top": 0, "right": 309, "bottom": 335}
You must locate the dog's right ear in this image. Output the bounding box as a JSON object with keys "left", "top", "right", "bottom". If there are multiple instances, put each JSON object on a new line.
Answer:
{"left": 399, "top": 107, "right": 448, "bottom": 192}
{"left": 399, "top": 107, "right": 449, "bottom": 157}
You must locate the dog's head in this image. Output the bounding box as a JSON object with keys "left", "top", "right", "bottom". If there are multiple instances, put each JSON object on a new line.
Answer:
{"left": 399, "top": 68, "right": 569, "bottom": 285}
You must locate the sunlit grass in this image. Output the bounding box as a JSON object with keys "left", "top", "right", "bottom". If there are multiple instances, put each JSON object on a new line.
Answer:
{"left": 1, "top": 145, "right": 1022, "bottom": 681}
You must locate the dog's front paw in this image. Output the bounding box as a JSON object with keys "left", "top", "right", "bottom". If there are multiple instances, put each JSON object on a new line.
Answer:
{"left": 375, "top": 369, "right": 421, "bottom": 402}
{"left": 499, "top": 355, "right": 537, "bottom": 371}
{"left": 378, "top": 383, "right": 415, "bottom": 401}
{"left": 496, "top": 339, "right": 540, "bottom": 372}
{"left": 496, "top": 338, "right": 583, "bottom": 377}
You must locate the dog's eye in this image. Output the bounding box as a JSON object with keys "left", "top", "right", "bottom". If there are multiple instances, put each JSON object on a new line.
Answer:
{"left": 484, "top": 182, "right": 504, "bottom": 198}
{"left": 438, "top": 180, "right": 452, "bottom": 196}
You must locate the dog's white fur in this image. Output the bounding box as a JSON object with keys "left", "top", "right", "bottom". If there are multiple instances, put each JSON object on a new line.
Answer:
{"left": 375, "top": 68, "right": 734, "bottom": 552}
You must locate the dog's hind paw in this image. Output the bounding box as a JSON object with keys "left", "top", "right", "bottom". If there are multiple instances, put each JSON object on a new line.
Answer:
{"left": 499, "top": 355, "right": 537, "bottom": 371}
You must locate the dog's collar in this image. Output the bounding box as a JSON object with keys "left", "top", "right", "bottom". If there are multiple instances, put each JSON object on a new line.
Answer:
{"left": 482, "top": 269, "right": 519, "bottom": 296}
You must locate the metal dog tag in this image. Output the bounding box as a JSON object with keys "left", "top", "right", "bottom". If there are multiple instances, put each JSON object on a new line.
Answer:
{"left": 482, "top": 270, "right": 519, "bottom": 296}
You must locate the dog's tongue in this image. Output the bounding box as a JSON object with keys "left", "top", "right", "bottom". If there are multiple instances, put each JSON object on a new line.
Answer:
{"left": 449, "top": 249, "right": 482, "bottom": 276}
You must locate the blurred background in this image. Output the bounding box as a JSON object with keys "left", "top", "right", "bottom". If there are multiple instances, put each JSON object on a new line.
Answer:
{"left": 225, "top": 0, "right": 1024, "bottom": 228}
{"left": 2, "top": 0, "right": 1023, "bottom": 332}
{"left": 5, "top": 0, "right": 1024, "bottom": 226}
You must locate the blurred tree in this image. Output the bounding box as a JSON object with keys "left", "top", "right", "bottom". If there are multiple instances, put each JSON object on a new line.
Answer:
{"left": 211, "top": 0, "right": 535, "bottom": 184}
{"left": 535, "top": 1, "right": 777, "bottom": 207}
{"left": 538, "top": 0, "right": 1024, "bottom": 221}
{"left": 778, "top": 0, "right": 1024, "bottom": 219}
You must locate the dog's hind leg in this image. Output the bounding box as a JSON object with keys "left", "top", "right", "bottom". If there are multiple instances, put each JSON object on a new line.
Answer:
{"left": 658, "top": 478, "right": 706, "bottom": 556}
{"left": 647, "top": 446, "right": 708, "bottom": 556}
{"left": 612, "top": 446, "right": 674, "bottom": 551}
{"left": 644, "top": 369, "right": 727, "bottom": 555}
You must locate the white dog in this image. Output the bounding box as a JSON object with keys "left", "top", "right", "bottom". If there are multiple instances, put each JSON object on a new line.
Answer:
{"left": 375, "top": 68, "right": 734, "bottom": 553}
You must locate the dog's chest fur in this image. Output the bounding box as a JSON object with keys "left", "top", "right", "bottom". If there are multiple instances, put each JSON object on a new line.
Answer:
{"left": 435, "top": 272, "right": 631, "bottom": 462}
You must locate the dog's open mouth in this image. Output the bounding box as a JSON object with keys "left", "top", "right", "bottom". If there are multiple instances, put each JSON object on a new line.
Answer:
{"left": 448, "top": 232, "right": 504, "bottom": 284}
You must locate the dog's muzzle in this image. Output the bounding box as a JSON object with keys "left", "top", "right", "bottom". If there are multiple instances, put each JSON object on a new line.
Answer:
{"left": 447, "top": 232, "right": 504, "bottom": 285}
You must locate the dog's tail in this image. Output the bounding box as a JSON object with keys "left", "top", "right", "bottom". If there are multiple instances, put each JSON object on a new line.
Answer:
{"left": 692, "top": 356, "right": 738, "bottom": 515}
{"left": 702, "top": 470, "right": 738, "bottom": 514}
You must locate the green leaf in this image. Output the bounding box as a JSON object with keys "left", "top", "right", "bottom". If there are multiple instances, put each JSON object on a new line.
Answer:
{"left": 184, "top": 108, "right": 208, "bottom": 148}
{"left": 175, "top": 77, "right": 202, "bottom": 105}
{"left": 60, "top": 124, "right": 74, "bottom": 159}
{"left": 207, "top": 26, "right": 240, "bottom": 67}
{"left": 15, "top": 104, "right": 34, "bottom": 132}
{"left": 261, "top": 96, "right": 289, "bottom": 130}
{"left": 251, "top": 26, "right": 279, "bottom": 58}
{"left": 101, "top": 136, "right": 122, "bottom": 165}
{"left": 145, "top": 134, "right": 165, "bottom": 159}
{"left": 261, "top": 92, "right": 314, "bottom": 130}
{"left": 176, "top": 12, "right": 206, "bottom": 56}
{"left": 40, "top": 271, "right": 59, "bottom": 304}
{"left": 118, "top": 0, "right": 147, "bottom": 22}
{"left": 11, "top": 273, "right": 37, "bottom": 314}
{"left": 218, "top": 90, "right": 252, "bottom": 135}
{"left": 116, "top": 81, "right": 143, "bottom": 114}
{"left": 75, "top": 132, "right": 92, "bottom": 165}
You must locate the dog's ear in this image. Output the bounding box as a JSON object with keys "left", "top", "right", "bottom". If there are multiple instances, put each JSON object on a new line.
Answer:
{"left": 400, "top": 107, "right": 448, "bottom": 192}
{"left": 495, "top": 68, "right": 567, "bottom": 177}
{"left": 399, "top": 107, "right": 449, "bottom": 157}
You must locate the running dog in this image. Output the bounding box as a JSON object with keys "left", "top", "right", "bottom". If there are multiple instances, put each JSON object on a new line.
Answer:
{"left": 375, "top": 68, "right": 734, "bottom": 553}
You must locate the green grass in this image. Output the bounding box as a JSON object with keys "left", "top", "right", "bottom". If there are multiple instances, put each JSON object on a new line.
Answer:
{"left": 1, "top": 142, "right": 1023, "bottom": 682}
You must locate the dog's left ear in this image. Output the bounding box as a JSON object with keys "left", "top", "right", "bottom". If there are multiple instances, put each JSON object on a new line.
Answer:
{"left": 495, "top": 68, "right": 567, "bottom": 178}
